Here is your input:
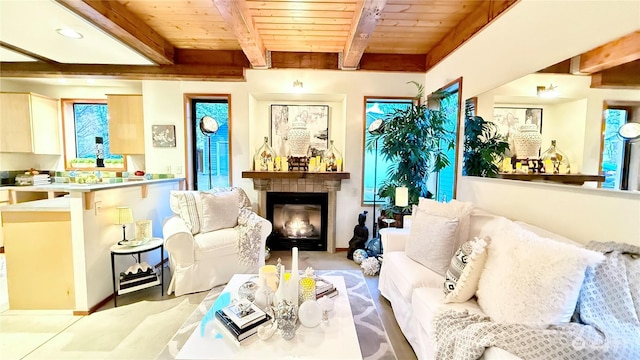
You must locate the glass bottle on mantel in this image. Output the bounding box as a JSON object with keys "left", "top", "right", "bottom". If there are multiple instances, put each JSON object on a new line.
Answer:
{"left": 323, "top": 140, "right": 343, "bottom": 172}
{"left": 540, "top": 140, "right": 570, "bottom": 174}
{"left": 253, "top": 137, "right": 276, "bottom": 171}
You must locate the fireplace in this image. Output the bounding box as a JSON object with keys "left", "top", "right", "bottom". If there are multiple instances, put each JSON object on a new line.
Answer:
{"left": 267, "top": 192, "right": 328, "bottom": 251}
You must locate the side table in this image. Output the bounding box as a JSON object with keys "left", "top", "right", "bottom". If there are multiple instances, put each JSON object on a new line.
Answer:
{"left": 110, "top": 237, "right": 164, "bottom": 307}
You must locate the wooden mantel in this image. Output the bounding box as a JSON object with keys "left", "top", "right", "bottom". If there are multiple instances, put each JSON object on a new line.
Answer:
{"left": 242, "top": 171, "right": 350, "bottom": 180}
{"left": 242, "top": 171, "right": 350, "bottom": 254}
{"left": 496, "top": 173, "right": 605, "bottom": 185}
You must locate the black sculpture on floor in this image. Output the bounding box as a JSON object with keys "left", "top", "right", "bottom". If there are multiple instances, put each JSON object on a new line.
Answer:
{"left": 347, "top": 211, "right": 369, "bottom": 260}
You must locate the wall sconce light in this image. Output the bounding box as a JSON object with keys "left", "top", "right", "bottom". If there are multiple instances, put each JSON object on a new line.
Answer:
{"left": 293, "top": 80, "right": 303, "bottom": 89}
{"left": 537, "top": 84, "right": 559, "bottom": 98}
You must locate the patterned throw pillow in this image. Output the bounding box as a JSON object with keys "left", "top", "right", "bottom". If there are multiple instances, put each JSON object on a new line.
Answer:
{"left": 443, "top": 236, "right": 491, "bottom": 303}
{"left": 169, "top": 190, "right": 202, "bottom": 235}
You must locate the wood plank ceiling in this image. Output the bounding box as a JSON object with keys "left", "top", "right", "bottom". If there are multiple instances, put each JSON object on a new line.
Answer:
{"left": 1, "top": 0, "right": 638, "bottom": 87}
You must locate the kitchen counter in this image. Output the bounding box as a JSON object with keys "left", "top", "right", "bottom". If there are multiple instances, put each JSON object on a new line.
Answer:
{"left": 4, "top": 178, "right": 185, "bottom": 209}
{"left": 0, "top": 196, "right": 70, "bottom": 212}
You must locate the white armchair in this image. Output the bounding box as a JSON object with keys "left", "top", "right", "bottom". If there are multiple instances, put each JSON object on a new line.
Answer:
{"left": 163, "top": 187, "right": 272, "bottom": 296}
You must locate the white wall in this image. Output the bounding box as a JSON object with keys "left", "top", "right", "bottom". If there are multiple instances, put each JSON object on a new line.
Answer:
{"left": 424, "top": 0, "right": 640, "bottom": 246}
{"left": 70, "top": 181, "right": 177, "bottom": 311}
{"left": 141, "top": 70, "right": 425, "bottom": 248}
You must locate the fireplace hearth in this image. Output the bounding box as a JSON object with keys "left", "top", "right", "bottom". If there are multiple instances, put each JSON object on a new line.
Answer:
{"left": 267, "top": 192, "right": 328, "bottom": 251}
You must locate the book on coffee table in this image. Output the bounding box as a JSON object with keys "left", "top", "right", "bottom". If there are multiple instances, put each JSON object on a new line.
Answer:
{"left": 221, "top": 300, "right": 267, "bottom": 329}
{"left": 215, "top": 309, "right": 272, "bottom": 343}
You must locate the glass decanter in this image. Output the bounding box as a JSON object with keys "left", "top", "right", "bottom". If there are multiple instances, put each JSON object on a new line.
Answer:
{"left": 540, "top": 140, "right": 570, "bottom": 174}
{"left": 253, "top": 137, "right": 276, "bottom": 171}
{"left": 323, "top": 140, "right": 343, "bottom": 172}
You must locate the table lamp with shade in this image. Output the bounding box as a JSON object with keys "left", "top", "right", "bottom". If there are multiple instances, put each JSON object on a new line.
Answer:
{"left": 115, "top": 206, "right": 134, "bottom": 245}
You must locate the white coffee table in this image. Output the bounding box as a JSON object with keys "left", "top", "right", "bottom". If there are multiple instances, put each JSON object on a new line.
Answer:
{"left": 176, "top": 274, "right": 363, "bottom": 360}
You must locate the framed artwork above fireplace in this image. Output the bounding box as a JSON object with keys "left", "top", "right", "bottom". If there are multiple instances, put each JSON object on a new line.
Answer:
{"left": 270, "top": 104, "right": 329, "bottom": 157}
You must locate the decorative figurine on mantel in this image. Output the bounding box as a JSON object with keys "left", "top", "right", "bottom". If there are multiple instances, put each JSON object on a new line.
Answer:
{"left": 347, "top": 211, "right": 369, "bottom": 260}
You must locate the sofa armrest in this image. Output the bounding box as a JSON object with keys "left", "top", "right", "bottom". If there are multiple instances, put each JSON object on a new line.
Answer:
{"left": 163, "top": 215, "right": 195, "bottom": 265}
{"left": 380, "top": 227, "right": 410, "bottom": 253}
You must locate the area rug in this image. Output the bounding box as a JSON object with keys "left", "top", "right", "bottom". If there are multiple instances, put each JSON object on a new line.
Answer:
{"left": 157, "top": 270, "right": 397, "bottom": 360}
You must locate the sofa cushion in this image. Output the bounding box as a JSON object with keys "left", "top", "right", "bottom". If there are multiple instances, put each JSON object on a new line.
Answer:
{"left": 443, "top": 236, "right": 491, "bottom": 303}
{"left": 476, "top": 220, "right": 605, "bottom": 327}
{"left": 169, "top": 190, "right": 202, "bottom": 235}
{"left": 382, "top": 251, "right": 445, "bottom": 300}
{"left": 200, "top": 191, "right": 241, "bottom": 232}
{"left": 412, "top": 287, "right": 485, "bottom": 336}
{"left": 406, "top": 209, "right": 460, "bottom": 276}
{"left": 193, "top": 227, "right": 239, "bottom": 260}
{"left": 204, "top": 187, "right": 252, "bottom": 209}
{"left": 418, "top": 198, "right": 474, "bottom": 248}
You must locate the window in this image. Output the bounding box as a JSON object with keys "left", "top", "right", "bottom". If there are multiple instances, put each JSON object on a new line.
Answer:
{"left": 433, "top": 79, "right": 461, "bottom": 202}
{"left": 362, "top": 98, "right": 413, "bottom": 205}
{"left": 601, "top": 108, "right": 628, "bottom": 189}
{"left": 62, "top": 99, "right": 123, "bottom": 169}
{"left": 191, "top": 97, "right": 231, "bottom": 190}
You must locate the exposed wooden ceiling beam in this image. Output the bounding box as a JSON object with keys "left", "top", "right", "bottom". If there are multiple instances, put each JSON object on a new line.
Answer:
{"left": 55, "top": 0, "right": 175, "bottom": 65}
{"left": 580, "top": 31, "right": 640, "bottom": 74}
{"left": 174, "top": 49, "right": 250, "bottom": 68}
{"left": 359, "top": 53, "right": 426, "bottom": 72}
{"left": 590, "top": 60, "right": 640, "bottom": 89}
{"left": 271, "top": 52, "right": 338, "bottom": 70}
{"left": 0, "top": 62, "right": 245, "bottom": 81}
{"left": 341, "top": 0, "right": 387, "bottom": 69}
{"left": 536, "top": 59, "right": 571, "bottom": 74}
{"left": 425, "top": 0, "right": 519, "bottom": 71}
{"left": 213, "top": 0, "right": 268, "bottom": 69}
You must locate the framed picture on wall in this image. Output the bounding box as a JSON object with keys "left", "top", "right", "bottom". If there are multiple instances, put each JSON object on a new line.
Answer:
{"left": 270, "top": 104, "right": 329, "bottom": 157}
{"left": 493, "top": 107, "right": 543, "bottom": 157}
{"left": 152, "top": 125, "right": 176, "bottom": 147}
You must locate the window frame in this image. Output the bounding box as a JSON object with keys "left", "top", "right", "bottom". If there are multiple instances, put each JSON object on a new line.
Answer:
{"left": 61, "top": 98, "right": 128, "bottom": 172}
{"left": 361, "top": 96, "right": 415, "bottom": 206}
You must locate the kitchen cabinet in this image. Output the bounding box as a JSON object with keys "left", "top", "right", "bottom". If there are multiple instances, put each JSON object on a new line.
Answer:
{"left": 108, "top": 94, "right": 145, "bottom": 155}
{"left": 0, "top": 93, "right": 61, "bottom": 154}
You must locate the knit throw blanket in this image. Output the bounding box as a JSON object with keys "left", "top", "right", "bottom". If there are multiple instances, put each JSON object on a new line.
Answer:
{"left": 433, "top": 241, "right": 640, "bottom": 360}
{"left": 235, "top": 208, "right": 264, "bottom": 267}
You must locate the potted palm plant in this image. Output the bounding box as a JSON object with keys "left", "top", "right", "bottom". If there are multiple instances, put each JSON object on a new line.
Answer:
{"left": 463, "top": 113, "right": 509, "bottom": 177}
{"left": 366, "top": 81, "right": 456, "bottom": 221}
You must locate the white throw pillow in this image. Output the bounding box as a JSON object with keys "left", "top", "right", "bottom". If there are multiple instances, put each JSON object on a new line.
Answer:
{"left": 169, "top": 190, "right": 202, "bottom": 235}
{"left": 443, "top": 236, "right": 491, "bottom": 303}
{"left": 405, "top": 208, "right": 460, "bottom": 276}
{"left": 476, "top": 220, "right": 605, "bottom": 327}
{"left": 200, "top": 191, "right": 241, "bottom": 233}
{"left": 418, "top": 198, "right": 474, "bottom": 248}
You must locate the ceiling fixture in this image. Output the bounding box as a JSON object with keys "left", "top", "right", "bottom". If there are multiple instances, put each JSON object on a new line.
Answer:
{"left": 56, "top": 28, "right": 83, "bottom": 39}
{"left": 537, "top": 84, "right": 559, "bottom": 98}
{"left": 293, "top": 80, "right": 303, "bottom": 88}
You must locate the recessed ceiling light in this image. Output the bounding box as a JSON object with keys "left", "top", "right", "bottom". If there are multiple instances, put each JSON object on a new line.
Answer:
{"left": 56, "top": 28, "right": 83, "bottom": 39}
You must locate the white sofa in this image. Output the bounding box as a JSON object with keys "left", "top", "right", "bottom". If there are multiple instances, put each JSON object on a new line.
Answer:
{"left": 378, "top": 205, "right": 587, "bottom": 360}
{"left": 163, "top": 187, "right": 272, "bottom": 296}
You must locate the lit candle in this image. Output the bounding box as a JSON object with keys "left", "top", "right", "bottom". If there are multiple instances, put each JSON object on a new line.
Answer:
{"left": 281, "top": 157, "right": 288, "bottom": 172}
{"left": 336, "top": 158, "right": 342, "bottom": 171}
{"left": 309, "top": 157, "right": 316, "bottom": 171}
{"left": 502, "top": 158, "right": 512, "bottom": 173}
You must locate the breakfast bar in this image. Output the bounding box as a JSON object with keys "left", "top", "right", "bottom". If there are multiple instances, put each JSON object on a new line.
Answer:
{"left": 0, "top": 178, "right": 184, "bottom": 313}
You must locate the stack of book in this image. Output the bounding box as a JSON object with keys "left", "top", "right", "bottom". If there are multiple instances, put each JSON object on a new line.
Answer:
{"left": 315, "top": 276, "right": 338, "bottom": 299}
{"left": 15, "top": 173, "right": 50, "bottom": 186}
{"left": 215, "top": 300, "right": 272, "bottom": 344}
